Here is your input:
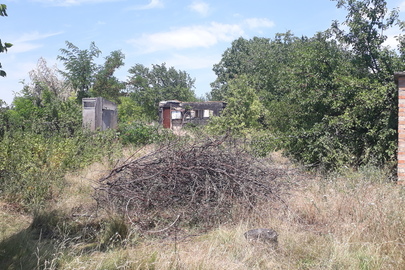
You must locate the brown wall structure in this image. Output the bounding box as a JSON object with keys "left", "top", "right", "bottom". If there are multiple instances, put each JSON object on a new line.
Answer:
{"left": 159, "top": 100, "right": 227, "bottom": 129}
{"left": 395, "top": 72, "right": 405, "bottom": 183}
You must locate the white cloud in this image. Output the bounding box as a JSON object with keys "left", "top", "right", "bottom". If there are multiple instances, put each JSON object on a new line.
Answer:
{"left": 14, "top": 31, "right": 62, "bottom": 43}
{"left": 128, "top": 17, "right": 275, "bottom": 53}
{"left": 244, "top": 18, "right": 275, "bottom": 29}
{"left": 400, "top": 1, "right": 405, "bottom": 12}
{"left": 188, "top": 1, "right": 210, "bottom": 17}
{"left": 10, "top": 43, "right": 43, "bottom": 54}
{"left": 10, "top": 31, "right": 63, "bottom": 53}
{"left": 128, "top": 22, "right": 244, "bottom": 52}
{"left": 127, "top": 0, "right": 164, "bottom": 10}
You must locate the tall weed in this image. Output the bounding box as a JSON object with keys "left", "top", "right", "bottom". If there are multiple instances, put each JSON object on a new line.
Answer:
{"left": 118, "top": 121, "right": 174, "bottom": 146}
{"left": 0, "top": 129, "right": 121, "bottom": 210}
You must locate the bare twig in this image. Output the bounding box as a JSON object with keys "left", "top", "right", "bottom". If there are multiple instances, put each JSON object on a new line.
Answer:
{"left": 94, "top": 135, "right": 286, "bottom": 232}
{"left": 146, "top": 215, "right": 181, "bottom": 234}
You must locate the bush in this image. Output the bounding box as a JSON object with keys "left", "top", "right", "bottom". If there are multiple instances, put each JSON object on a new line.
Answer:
{"left": 4, "top": 90, "right": 82, "bottom": 138}
{"left": 0, "top": 129, "right": 121, "bottom": 210}
{"left": 0, "top": 88, "right": 124, "bottom": 210}
{"left": 119, "top": 121, "right": 172, "bottom": 146}
{"left": 249, "top": 131, "right": 280, "bottom": 157}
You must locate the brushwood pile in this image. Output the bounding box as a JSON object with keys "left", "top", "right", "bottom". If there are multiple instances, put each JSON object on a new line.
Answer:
{"left": 95, "top": 136, "right": 285, "bottom": 231}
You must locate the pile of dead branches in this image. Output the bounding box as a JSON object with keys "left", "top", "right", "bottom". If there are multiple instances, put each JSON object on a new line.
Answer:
{"left": 94, "top": 135, "right": 284, "bottom": 230}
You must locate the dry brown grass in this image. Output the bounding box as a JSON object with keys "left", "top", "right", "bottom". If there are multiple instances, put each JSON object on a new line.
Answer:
{"left": 55, "top": 159, "right": 404, "bottom": 270}
{"left": 274, "top": 167, "right": 405, "bottom": 269}
{"left": 0, "top": 202, "right": 32, "bottom": 240}
{"left": 1, "top": 148, "right": 404, "bottom": 270}
{"left": 57, "top": 224, "right": 283, "bottom": 270}
{"left": 55, "top": 144, "right": 159, "bottom": 215}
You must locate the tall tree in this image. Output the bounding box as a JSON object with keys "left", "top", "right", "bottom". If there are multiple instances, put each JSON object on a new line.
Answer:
{"left": 127, "top": 63, "right": 196, "bottom": 119}
{"left": 209, "top": 0, "right": 405, "bottom": 169}
{"left": 0, "top": 4, "right": 12, "bottom": 77}
{"left": 209, "top": 33, "right": 303, "bottom": 104}
{"left": 91, "top": 50, "right": 125, "bottom": 103}
{"left": 331, "top": 0, "right": 400, "bottom": 77}
{"left": 57, "top": 41, "right": 101, "bottom": 101}
{"left": 210, "top": 37, "right": 273, "bottom": 101}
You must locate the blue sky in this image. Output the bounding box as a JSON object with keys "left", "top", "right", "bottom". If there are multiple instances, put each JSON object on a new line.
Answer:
{"left": 1, "top": 0, "right": 405, "bottom": 105}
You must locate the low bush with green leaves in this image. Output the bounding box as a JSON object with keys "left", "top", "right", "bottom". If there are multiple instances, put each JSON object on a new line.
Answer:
{"left": 0, "top": 89, "right": 122, "bottom": 210}
{"left": 0, "top": 129, "right": 121, "bottom": 210}
{"left": 118, "top": 121, "right": 173, "bottom": 146}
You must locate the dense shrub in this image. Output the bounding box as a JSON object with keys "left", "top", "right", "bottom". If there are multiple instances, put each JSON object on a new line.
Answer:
{"left": 208, "top": 1, "right": 405, "bottom": 170}
{"left": 118, "top": 121, "right": 173, "bottom": 146}
{"left": 0, "top": 90, "right": 122, "bottom": 210}
{"left": 0, "top": 129, "right": 120, "bottom": 210}
{"left": 4, "top": 90, "right": 82, "bottom": 138}
{"left": 249, "top": 131, "right": 280, "bottom": 157}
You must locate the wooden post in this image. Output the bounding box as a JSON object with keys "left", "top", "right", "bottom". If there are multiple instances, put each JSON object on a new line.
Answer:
{"left": 395, "top": 72, "right": 405, "bottom": 184}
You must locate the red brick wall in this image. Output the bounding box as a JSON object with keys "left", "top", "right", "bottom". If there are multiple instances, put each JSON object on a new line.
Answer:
{"left": 397, "top": 73, "right": 405, "bottom": 183}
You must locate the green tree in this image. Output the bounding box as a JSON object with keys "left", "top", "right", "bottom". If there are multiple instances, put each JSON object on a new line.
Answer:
{"left": 209, "top": 0, "right": 405, "bottom": 170}
{"left": 127, "top": 63, "right": 196, "bottom": 119}
{"left": 7, "top": 87, "right": 82, "bottom": 137}
{"left": 208, "top": 75, "right": 267, "bottom": 135}
{"left": 0, "top": 4, "right": 12, "bottom": 77}
{"left": 269, "top": 27, "right": 402, "bottom": 168}
{"left": 91, "top": 50, "right": 125, "bottom": 103}
{"left": 57, "top": 41, "right": 101, "bottom": 101}
{"left": 210, "top": 37, "right": 273, "bottom": 101}
{"left": 331, "top": 0, "right": 400, "bottom": 77}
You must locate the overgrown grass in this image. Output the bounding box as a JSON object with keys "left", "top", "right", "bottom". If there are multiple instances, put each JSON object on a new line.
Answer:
{"left": 0, "top": 202, "right": 31, "bottom": 241}
{"left": 0, "top": 129, "right": 121, "bottom": 210}
{"left": 0, "top": 143, "right": 403, "bottom": 269}
{"left": 118, "top": 121, "right": 175, "bottom": 146}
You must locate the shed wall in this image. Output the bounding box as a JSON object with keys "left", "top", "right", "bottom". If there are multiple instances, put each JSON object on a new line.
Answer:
{"left": 82, "top": 97, "right": 117, "bottom": 131}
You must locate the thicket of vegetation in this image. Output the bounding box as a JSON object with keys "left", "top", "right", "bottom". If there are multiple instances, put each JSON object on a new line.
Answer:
{"left": 209, "top": 0, "right": 405, "bottom": 170}
{"left": 0, "top": 89, "right": 120, "bottom": 209}
{"left": 0, "top": 0, "right": 405, "bottom": 269}
{"left": 0, "top": 26, "right": 197, "bottom": 210}
{"left": 2, "top": 0, "right": 403, "bottom": 172}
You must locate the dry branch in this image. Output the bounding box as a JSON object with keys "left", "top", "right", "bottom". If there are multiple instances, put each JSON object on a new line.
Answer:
{"left": 94, "top": 135, "right": 285, "bottom": 231}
